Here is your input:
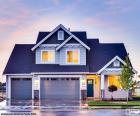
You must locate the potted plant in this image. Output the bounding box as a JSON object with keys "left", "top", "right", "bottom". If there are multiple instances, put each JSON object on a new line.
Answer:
{"left": 108, "top": 85, "right": 118, "bottom": 100}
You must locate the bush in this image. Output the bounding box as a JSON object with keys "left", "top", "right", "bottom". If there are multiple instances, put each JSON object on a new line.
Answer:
{"left": 108, "top": 85, "right": 118, "bottom": 100}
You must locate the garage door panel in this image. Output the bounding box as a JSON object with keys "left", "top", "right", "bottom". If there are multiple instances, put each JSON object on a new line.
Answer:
{"left": 11, "top": 78, "right": 32, "bottom": 100}
{"left": 40, "top": 78, "right": 80, "bottom": 100}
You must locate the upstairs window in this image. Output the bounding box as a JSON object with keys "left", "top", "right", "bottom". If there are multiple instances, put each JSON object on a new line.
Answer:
{"left": 66, "top": 50, "right": 79, "bottom": 64}
{"left": 41, "top": 50, "right": 55, "bottom": 63}
{"left": 58, "top": 30, "right": 64, "bottom": 40}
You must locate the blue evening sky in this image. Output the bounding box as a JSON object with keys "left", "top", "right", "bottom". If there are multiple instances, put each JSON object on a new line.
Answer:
{"left": 0, "top": 0, "right": 140, "bottom": 81}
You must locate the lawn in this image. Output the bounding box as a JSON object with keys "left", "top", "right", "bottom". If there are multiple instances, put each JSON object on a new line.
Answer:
{"left": 132, "top": 96, "right": 140, "bottom": 98}
{"left": 88, "top": 100, "right": 140, "bottom": 106}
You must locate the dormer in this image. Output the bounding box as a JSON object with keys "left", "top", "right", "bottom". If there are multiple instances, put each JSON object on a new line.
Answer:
{"left": 32, "top": 24, "right": 90, "bottom": 65}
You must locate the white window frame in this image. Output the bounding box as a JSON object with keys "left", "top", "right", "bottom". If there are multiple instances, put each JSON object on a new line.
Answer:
{"left": 41, "top": 50, "right": 55, "bottom": 64}
{"left": 113, "top": 60, "right": 120, "bottom": 67}
{"left": 65, "top": 49, "right": 80, "bottom": 65}
{"left": 58, "top": 30, "right": 64, "bottom": 40}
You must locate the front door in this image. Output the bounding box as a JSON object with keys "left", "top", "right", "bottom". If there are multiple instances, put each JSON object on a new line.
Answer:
{"left": 87, "top": 79, "right": 94, "bottom": 97}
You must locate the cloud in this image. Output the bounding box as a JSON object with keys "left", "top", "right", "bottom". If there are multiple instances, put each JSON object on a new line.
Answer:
{"left": 105, "top": 0, "right": 140, "bottom": 14}
{"left": 52, "top": 0, "right": 60, "bottom": 5}
{"left": 83, "top": 16, "right": 122, "bottom": 32}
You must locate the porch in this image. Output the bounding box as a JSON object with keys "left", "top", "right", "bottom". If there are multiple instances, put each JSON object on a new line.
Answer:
{"left": 85, "top": 73, "right": 127, "bottom": 100}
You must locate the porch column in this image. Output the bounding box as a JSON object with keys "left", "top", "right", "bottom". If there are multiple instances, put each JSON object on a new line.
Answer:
{"left": 101, "top": 74, "right": 105, "bottom": 99}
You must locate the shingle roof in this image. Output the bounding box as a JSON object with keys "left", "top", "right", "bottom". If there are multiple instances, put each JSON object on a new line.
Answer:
{"left": 87, "top": 40, "right": 128, "bottom": 72}
{"left": 36, "top": 31, "right": 87, "bottom": 44}
{"left": 3, "top": 44, "right": 89, "bottom": 74}
{"left": 3, "top": 33, "right": 128, "bottom": 74}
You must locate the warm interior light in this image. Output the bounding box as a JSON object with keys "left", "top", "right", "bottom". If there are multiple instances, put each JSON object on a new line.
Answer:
{"left": 42, "top": 51, "right": 54, "bottom": 62}
{"left": 108, "top": 76, "right": 121, "bottom": 89}
{"left": 67, "top": 50, "right": 79, "bottom": 63}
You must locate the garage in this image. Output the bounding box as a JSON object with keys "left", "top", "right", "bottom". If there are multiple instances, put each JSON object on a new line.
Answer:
{"left": 11, "top": 78, "right": 32, "bottom": 100}
{"left": 40, "top": 78, "right": 80, "bottom": 100}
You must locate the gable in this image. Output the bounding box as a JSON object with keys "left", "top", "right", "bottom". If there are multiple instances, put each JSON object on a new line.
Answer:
{"left": 97, "top": 56, "right": 126, "bottom": 74}
{"left": 56, "top": 35, "right": 90, "bottom": 51}
{"left": 107, "top": 59, "right": 123, "bottom": 68}
{"left": 42, "top": 29, "right": 69, "bottom": 44}
{"left": 31, "top": 24, "right": 71, "bottom": 51}
{"left": 32, "top": 24, "right": 90, "bottom": 51}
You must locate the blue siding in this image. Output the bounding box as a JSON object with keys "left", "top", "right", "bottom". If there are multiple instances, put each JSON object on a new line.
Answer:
{"left": 35, "top": 45, "right": 86, "bottom": 65}
{"left": 59, "top": 46, "right": 86, "bottom": 65}
{"left": 35, "top": 47, "right": 59, "bottom": 64}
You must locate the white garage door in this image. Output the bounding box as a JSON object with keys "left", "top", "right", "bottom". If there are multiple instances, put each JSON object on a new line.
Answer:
{"left": 40, "top": 78, "right": 80, "bottom": 100}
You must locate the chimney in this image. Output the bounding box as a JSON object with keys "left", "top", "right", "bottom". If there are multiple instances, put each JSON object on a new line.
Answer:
{"left": 68, "top": 28, "right": 70, "bottom": 31}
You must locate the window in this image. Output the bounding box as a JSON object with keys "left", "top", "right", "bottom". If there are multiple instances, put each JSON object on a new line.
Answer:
{"left": 58, "top": 30, "right": 64, "bottom": 40}
{"left": 108, "top": 76, "right": 121, "bottom": 89}
{"left": 66, "top": 50, "right": 79, "bottom": 64}
{"left": 113, "top": 60, "right": 120, "bottom": 67}
{"left": 41, "top": 50, "right": 55, "bottom": 63}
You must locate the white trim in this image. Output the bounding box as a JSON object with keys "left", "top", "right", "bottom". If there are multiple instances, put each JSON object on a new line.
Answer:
{"left": 40, "top": 44, "right": 59, "bottom": 48}
{"left": 31, "top": 72, "right": 89, "bottom": 74}
{"left": 105, "top": 68, "right": 122, "bottom": 71}
{"left": 56, "top": 35, "right": 73, "bottom": 50}
{"left": 5, "top": 72, "right": 98, "bottom": 75}
{"left": 101, "top": 75, "right": 105, "bottom": 90}
{"left": 56, "top": 35, "right": 90, "bottom": 51}
{"left": 32, "top": 77, "right": 34, "bottom": 99}
{"left": 31, "top": 24, "right": 72, "bottom": 51}
{"left": 5, "top": 72, "right": 90, "bottom": 75}
{"left": 9, "top": 75, "right": 33, "bottom": 78}
{"left": 41, "top": 49, "right": 55, "bottom": 64}
{"left": 64, "top": 43, "right": 81, "bottom": 46}
{"left": 39, "top": 75, "right": 82, "bottom": 78}
{"left": 98, "top": 56, "right": 126, "bottom": 74}
{"left": 65, "top": 48, "right": 80, "bottom": 65}
{"left": 5, "top": 74, "right": 33, "bottom": 76}
{"left": 8, "top": 77, "right": 11, "bottom": 99}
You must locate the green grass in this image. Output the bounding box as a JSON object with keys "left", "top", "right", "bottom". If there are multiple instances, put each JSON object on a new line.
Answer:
{"left": 132, "top": 96, "right": 140, "bottom": 98}
{"left": 88, "top": 101, "right": 140, "bottom": 106}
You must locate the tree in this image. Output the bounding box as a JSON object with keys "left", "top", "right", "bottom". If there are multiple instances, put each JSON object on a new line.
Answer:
{"left": 108, "top": 85, "right": 118, "bottom": 100}
{"left": 119, "top": 56, "right": 136, "bottom": 102}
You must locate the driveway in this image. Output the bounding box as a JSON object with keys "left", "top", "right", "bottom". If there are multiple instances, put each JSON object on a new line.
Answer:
{"left": 0, "top": 109, "right": 139, "bottom": 116}
{"left": 0, "top": 100, "right": 140, "bottom": 116}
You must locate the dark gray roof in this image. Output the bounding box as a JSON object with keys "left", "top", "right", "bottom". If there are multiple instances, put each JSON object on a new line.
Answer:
{"left": 87, "top": 40, "right": 128, "bottom": 72}
{"left": 36, "top": 31, "right": 87, "bottom": 44}
{"left": 3, "top": 44, "right": 89, "bottom": 74}
{"left": 3, "top": 31, "right": 128, "bottom": 74}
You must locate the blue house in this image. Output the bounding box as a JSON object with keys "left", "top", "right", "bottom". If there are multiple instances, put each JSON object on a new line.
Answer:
{"left": 3, "top": 24, "right": 133, "bottom": 101}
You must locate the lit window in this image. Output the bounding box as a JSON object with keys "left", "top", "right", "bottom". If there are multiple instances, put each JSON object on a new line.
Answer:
{"left": 67, "top": 50, "right": 79, "bottom": 64}
{"left": 108, "top": 76, "right": 121, "bottom": 89}
{"left": 58, "top": 30, "right": 64, "bottom": 40}
{"left": 42, "top": 50, "right": 55, "bottom": 63}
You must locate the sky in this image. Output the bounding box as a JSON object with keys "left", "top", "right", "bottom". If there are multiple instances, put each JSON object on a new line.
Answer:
{"left": 0, "top": 0, "right": 140, "bottom": 82}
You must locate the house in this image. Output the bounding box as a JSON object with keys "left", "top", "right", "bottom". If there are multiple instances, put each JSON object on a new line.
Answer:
{"left": 3, "top": 24, "right": 132, "bottom": 101}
